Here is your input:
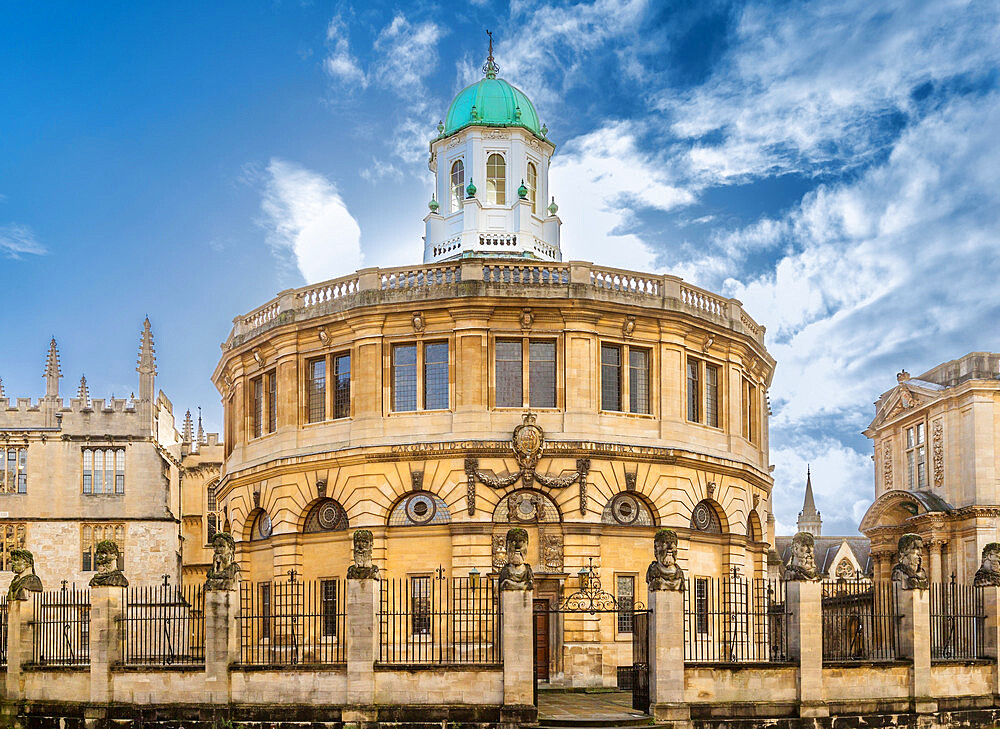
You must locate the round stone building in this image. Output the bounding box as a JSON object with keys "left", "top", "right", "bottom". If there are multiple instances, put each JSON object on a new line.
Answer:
{"left": 212, "top": 51, "right": 776, "bottom": 687}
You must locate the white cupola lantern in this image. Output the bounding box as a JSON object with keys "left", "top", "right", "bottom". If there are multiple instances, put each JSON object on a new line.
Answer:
{"left": 423, "top": 32, "right": 562, "bottom": 263}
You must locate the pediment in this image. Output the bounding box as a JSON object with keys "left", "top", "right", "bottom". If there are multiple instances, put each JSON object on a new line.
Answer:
{"left": 868, "top": 384, "right": 936, "bottom": 430}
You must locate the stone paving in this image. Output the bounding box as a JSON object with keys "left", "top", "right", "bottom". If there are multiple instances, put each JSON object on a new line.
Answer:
{"left": 537, "top": 690, "right": 648, "bottom": 722}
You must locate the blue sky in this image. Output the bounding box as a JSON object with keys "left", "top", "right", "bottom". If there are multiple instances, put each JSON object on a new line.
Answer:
{"left": 3, "top": 1, "right": 999, "bottom": 535}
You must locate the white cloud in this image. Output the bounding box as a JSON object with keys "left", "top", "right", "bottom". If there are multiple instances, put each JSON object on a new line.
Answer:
{"left": 550, "top": 121, "right": 693, "bottom": 270}
{"left": 0, "top": 224, "right": 46, "bottom": 259}
{"left": 323, "top": 16, "right": 366, "bottom": 88}
{"left": 359, "top": 157, "right": 404, "bottom": 184}
{"left": 260, "top": 159, "right": 362, "bottom": 284}
{"left": 372, "top": 16, "right": 444, "bottom": 93}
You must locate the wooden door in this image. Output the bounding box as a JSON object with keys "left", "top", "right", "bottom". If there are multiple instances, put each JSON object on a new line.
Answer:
{"left": 533, "top": 600, "right": 550, "bottom": 682}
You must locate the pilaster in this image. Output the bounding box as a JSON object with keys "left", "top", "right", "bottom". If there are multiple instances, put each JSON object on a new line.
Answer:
{"left": 89, "top": 586, "right": 124, "bottom": 704}
{"left": 786, "top": 580, "right": 826, "bottom": 717}
{"left": 648, "top": 589, "right": 688, "bottom": 724}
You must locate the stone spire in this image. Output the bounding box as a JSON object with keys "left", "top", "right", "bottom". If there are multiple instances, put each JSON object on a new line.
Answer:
{"left": 137, "top": 317, "right": 157, "bottom": 404}
{"left": 78, "top": 374, "right": 90, "bottom": 402}
{"left": 796, "top": 465, "right": 822, "bottom": 537}
{"left": 44, "top": 337, "right": 62, "bottom": 399}
{"left": 181, "top": 409, "right": 194, "bottom": 444}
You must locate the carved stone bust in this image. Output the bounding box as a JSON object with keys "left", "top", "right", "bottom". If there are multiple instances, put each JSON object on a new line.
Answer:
{"left": 499, "top": 527, "right": 534, "bottom": 591}
{"left": 784, "top": 531, "right": 821, "bottom": 582}
{"left": 204, "top": 532, "right": 240, "bottom": 591}
{"left": 89, "top": 540, "right": 129, "bottom": 587}
{"left": 974, "top": 543, "right": 1000, "bottom": 587}
{"left": 891, "top": 533, "right": 929, "bottom": 590}
{"left": 8, "top": 548, "right": 42, "bottom": 601}
{"left": 347, "top": 529, "right": 380, "bottom": 580}
{"left": 646, "top": 528, "right": 684, "bottom": 591}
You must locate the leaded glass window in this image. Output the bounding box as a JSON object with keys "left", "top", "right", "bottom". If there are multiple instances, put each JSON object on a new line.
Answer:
{"left": 529, "top": 340, "right": 556, "bottom": 408}
{"left": 307, "top": 357, "right": 326, "bottom": 423}
{"left": 392, "top": 344, "right": 418, "bottom": 412}
{"left": 617, "top": 575, "right": 635, "bottom": 633}
{"left": 601, "top": 344, "right": 622, "bottom": 412}
{"left": 251, "top": 376, "right": 264, "bottom": 438}
{"left": 705, "top": 363, "right": 719, "bottom": 428}
{"left": 411, "top": 576, "right": 431, "bottom": 635}
{"left": 628, "top": 348, "right": 649, "bottom": 414}
{"left": 321, "top": 579, "right": 339, "bottom": 637}
{"left": 496, "top": 340, "right": 523, "bottom": 408}
{"left": 423, "top": 342, "right": 449, "bottom": 410}
{"left": 267, "top": 372, "right": 277, "bottom": 433}
{"left": 687, "top": 359, "right": 700, "bottom": 423}
{"left": 1, "top": 447, "right": 27, "bottom": 494}
{"left": 334, "top": 353, "right": 351, "bottom": 419}
{"left": 82, "top": 448, "right": 125, "bottom": 494}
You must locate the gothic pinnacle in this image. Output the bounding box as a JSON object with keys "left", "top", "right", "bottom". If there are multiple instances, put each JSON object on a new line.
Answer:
{"left": 44, "top": 337, "right": 62, "bottom": 398}
{"left": 182, "top": 409, "right": 194, "bottom": 444}
{"left": 78, "top": 374, "right": 90, "bottom": 401}
{"left": 137, "top": 316, "right": 157, "bottom": 376}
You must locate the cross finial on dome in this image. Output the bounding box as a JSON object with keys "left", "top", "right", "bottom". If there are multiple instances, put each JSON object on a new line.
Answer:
{"left": 483, "top": 29, "right": 500, "bottom": 79}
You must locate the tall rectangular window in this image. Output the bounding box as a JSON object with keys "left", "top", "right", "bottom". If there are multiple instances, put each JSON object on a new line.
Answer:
{"left": 251, "top": 376, "right": 264, "bottom": 438}
{"left": 307, "top": 357, "right": 326, "bottom": 423}
{"left": 601, "top": 344, "right": 622, "bottom": 412}
{"left": 83, "top": 448, "right": 125, "bottom": 494}
{"left": 496, "top": 340, "right": 523, "bottom": 408}
{"left": 334, "top": 353, "right": 351, "bottom": 419}
{"left": 705, "top": 363, "right": 719, "bottom": 428}
{"left": 628, "top": 349, "right": 650, "bottom": 415}
{"left": 1, "top": 447, "right": 27, "bottom": 494}
{"left": 321, "top": 579, "right": 339, "bottom": 637}
{"left": 392, "top": 344, "right": 418, "bottom": 412}
{"left": 687, "top": 359, "right": 701, "bottom": 423}
{"left": 267, "top": 373, "right": 277, "bottom": 433}
{"left": 411, "top": 576, "right": 431, "bottom": 636}
{"left": 743, "top": 378, "right": 757, "bottom": 443}
{"left": 423, "top": 342, "right": 449, "bottom": 410}
{"left": 617, "top": 575, "right": 635, "bottom": 633}
{"left": 906, "top": 423, "right": 927, "bottom": 490}
{"left": 206, "top": 484, "right": 219, "bottom": 540}
{"left": 260, "top": 582, "right": 272, "bottom": 640}
{"left": 529, "top": 340, "right": 556, "bottom": 408}
{"left": 694, "top": 577, "right": 709, "bottom": 634}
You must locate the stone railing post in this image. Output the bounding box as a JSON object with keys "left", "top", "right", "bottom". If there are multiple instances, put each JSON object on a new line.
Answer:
{"left": 274, "top": 288, "right": 299, "bottom": 314}
{"left": 344, "top": 530, "right": 380, "bottom": 726}
{"left": 4, "top": 596, "right": 35, "bottom": 701}
{"left": 89, "top": 585, "right": 124, "bottom": 703}
{"left": 568, "top": 260, "right": 592, "bottom": 285}
{"left": 204, "top": 587, "right": 240, "bottom": 702}
{"left": 356, "top": 267, "right": 381, "bottom": 291}
{"left": 897, "top": 584, "right": 934, "bottom": 713}
{"left": 648, "top": 589, "right": 686, "bottom": 722}
{"left": 786, "top": 580, "right": 825, "bottom": 717}
{"left": 661, "top": 274, "right": 682, "bottom": 301}
{"left": 460, "top": 259, "right": 485, "bottom": 282}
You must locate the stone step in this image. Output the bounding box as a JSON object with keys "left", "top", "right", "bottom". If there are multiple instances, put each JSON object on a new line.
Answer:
{"left": 535, "top": 717, "right": 657, "bottom": 728}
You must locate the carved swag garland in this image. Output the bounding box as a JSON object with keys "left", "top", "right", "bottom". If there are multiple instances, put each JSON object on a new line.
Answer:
{"left": 464, "top": 413, "right": 590, "bottom": 516}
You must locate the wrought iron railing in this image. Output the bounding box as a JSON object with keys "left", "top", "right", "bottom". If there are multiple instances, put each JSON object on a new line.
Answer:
{"left": 31, "top": 586, "right": 90, "bottom": 666}
{"left": 684, "top": 575, "right": 788, "bottom": 662}
{"left": 0, "top": 597, "right": 7, "bottom": 668}
{"left": 822, "top": 577, "right": 899, "bottom": 662}
{"left": 239, "top": 576, "right": 347, "bottom": 666}
{"left": 120, "top": 582, "right": 205, "bottom": 666}
{"left": 379, "top": 576, "right": 500, "bottom": 665}
{"left": 931, "top": 577, "right": 985, "bottom": 660}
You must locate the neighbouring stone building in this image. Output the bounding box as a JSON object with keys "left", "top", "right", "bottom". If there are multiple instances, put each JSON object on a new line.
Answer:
{"left": 772, "top": 468, "right": 871, "bottom": 581}
{"left": 211, "top": 47, "right": 775, "bottom": 687}
{"left": 0, "top": 320, "right": 222, "bottom": 592}
{"left": 860, "top": 352, "right": 1000, "bottom": 583}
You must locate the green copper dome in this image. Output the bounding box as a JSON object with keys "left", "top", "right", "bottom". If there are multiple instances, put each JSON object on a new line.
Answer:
{"left": 443, "top": 77, "right": 544, "bottom": 139}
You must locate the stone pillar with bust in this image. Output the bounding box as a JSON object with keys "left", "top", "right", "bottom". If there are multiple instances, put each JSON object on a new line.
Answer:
{"left": 974, "top": 543, "right": 1000, "bottom": 697}
{"left": 646, "top": 529, "right": 688, "bottom": 724}
{"left": 5, "top": 548, "right": 43, "bottom": 701}
{"left": 499, "top": 528, "right": 537, "bottom": 726}
{"left": 345, "top": 530, "right": 380, "bottom": 725}
{"left": 784, "top": 531, "right": 826, "bottom": 717}
{"left": 891, "top": 533, "right": 934, "bottom": 714}
{"left": 88, "top": 539, "right": 128, "bottom": 704}
{"left": 204, "top": 532, "right": 241, "bottom": 703}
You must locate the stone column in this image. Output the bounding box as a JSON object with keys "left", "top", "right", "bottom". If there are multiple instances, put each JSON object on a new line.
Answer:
{"left": 648, "top": 589, "right": 687, "bottom": 723}
{"left": 89, "top": 585, "right": 124, "bottom": 703}
{"left": 897, "top": 584, "right": 935, "bottom": 713}
{"left": 4, "top": 596, "right": 35, "bottom": 700}
{"left": 204, "top": 588, "right": 240, "bottom": 703}
{"left": 786, "top": 580, "right": 826, "bottom": 717}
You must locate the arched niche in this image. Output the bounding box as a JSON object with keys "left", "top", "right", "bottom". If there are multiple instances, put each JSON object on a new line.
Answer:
{"left": 246, "top": 509, "right": 273, "bottom": 542}
{"left": 690, "top": 499, "right": 726, "bottom": 534}
{"left": 747, "top": 510, "right": 763, "bottom": 542}
{"left": 302, "top": 498, "right": 349, "bottom": 533}
{"left": 601, "top": 492, "right": 656, "bottom": 526}
{"left": 388, "top": 491, "right": 451, "bottom": 527}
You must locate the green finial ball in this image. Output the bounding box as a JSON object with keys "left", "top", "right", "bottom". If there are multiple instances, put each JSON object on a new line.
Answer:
{"left": 547, "top": 196, "right": 558, "bottom": 215}
{"left": 436, "top": 120, "right": 444, "bottom": 135}
{"left": 428, "top": 195, "right": 439, "bottom": 213}
{"left": 541, "top": 123, "right": 548, "bottom": 137}
{"left": 466, "top": 179, "right": 477, "bottom": 198}
{"left": 517, "top": 179, "right": 528, "bottom": 199}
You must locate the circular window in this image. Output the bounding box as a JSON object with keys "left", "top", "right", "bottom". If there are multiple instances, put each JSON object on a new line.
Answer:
{"left": 611, "top": 493, "right": 640, "bottom": 524}
{"left": 253, "top": 512, "right": 272, "bottom": 540}
{"left": 405, "top": 494, "right": 437, "bottom": 525}
{"left": 317, "top": 501, "right": 343, "bottom": 530}
{"left": 690, "top": 501, "right": 722, "bottom": 533}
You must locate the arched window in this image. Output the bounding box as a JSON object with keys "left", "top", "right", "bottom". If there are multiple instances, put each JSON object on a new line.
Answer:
{"left": 526, "top": 161, "right": 537, "bottom": 213}
{"left": 250, "top": 510, "right": 273, "bottom": 541}
{"left": 601, "top": 492, "right": 655, "bottom": 526}
{"left": 303, "top": 498, "right": 349, "bottom": 533}
{"left": 486, "top": 154, "right": 505, "bottom": 205}
{"left": 450, "top": 160, "right": 464, "bottom": 213}
{"left": 690, "top": 500, "right": 724, "bottom": 534}
{"left": 388, "top": 492, "right": 451, "bottom": 526}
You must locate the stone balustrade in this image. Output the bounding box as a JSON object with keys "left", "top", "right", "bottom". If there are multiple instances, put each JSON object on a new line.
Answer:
{"left": 224, "top": 258, "right": 766, "bottom": 349}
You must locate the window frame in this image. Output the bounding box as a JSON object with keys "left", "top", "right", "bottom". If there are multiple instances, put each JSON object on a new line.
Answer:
{"left": 1, "top": 446, "right": 28, "bottom": 494}
{"left": 305, "top": 356, "right": 327, "bottom": 424}
{"left": 616, "top": 573, "right": 636, "bottom": 634}
{"left": 526, "top": 160, "right": 538, "bottom": 214}
{"left": 302, "top": 350, "right": 352, "bottom": 425}
{"left": 742, "top": 377, "right": 759, "bottom": 444}
{"left": 600, "top": 342, "right": 652, "bottom": 416}
{"left": 320, "top": 578, "right": 340, "bottom": 638}
{"left": 686, "top": 356, "right": 725, "bottom": 431}
{"left": 905, "top": 421, "right": 927, "bottom": 490}
{"left": 449, "top": 158, "right": 465, "bottom": 213}
{"left": 410, "top": 574, "right": 433, "bottom": 637}
{"left": 82, "top": 447, "right": 126, "bottom": 495}
{"left": 389, "top": 340, "right": 452, "bottom": 414}
{"left": 492, "top": 336, "right": 560, "bottom": 410}
{"left": 485, "top": 152, "right": 506, "bottom": 206}
{"left": 694, "top": 576, "right": 710, "bottom": 634}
